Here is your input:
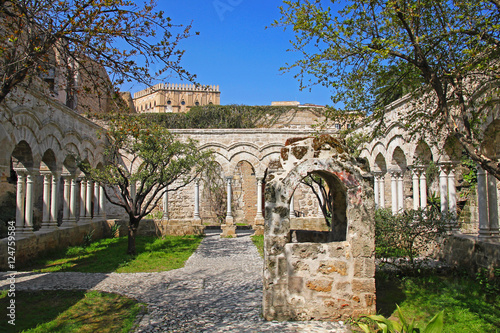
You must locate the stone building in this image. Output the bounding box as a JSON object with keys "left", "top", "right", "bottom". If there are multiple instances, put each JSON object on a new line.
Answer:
{"left": 133, "top": 83, "right": 221, "bottom": 113}
{"left": 0, "top": 37, "right": 499, "bottom": 322}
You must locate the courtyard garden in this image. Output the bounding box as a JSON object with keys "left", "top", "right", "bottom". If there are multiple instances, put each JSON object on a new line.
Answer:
{"left": 1, "top": 234, "right": 203, "bottom": 332}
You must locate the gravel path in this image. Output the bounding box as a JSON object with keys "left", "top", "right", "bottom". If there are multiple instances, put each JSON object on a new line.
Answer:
{"left": 1, "top": 230, "right": 350, "bottom": 332}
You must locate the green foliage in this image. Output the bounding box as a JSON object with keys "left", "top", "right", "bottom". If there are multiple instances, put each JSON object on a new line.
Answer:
{"left": 137, "top": 104, "right": 302, "bottom": 129}
{"left": 376, "top": 271, "right": 500, "bottom": 332}
{"left": 375, "top": 208, "right": 449, "bottom": 270}
{"left": 345, "top": 131, "right": 371, "bottom": 157}
{"left": 109, "top": 223, "right": 120, "bottom": 238}
{"left": 356, "top": 306, "right": 444, "bottom": 333}
{"left": 475, "top": 267, "right": 500, "bottom": 298}
{"left": 274, "top": 0, "right": 500, "bottom": 180}
{"left": 461, "top": 155, "right": 478, "bottom": 186}
{"left": 82, "top": 229, "right": 95, "bottom": 248}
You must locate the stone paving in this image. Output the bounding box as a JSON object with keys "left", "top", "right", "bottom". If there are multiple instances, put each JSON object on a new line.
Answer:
{"left": 0, "top": 230, "right": 350, "bottom": 332}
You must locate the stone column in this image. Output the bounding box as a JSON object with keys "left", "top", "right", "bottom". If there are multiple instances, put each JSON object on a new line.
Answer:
{"left": 448, "top": 168, "right": 457, "bottom": 215}
{"left": 419, "top": 170, "right": 427, "bottom": 209}
{"left": 379, "top": 173, "right": 385, "bottom": 208}
{"left": 222, "top": 176, "right": 236, "bottom": 237}
{"left": 23, "top": 173, "right": 35, "bottom": 234}
{"left": 79, "top": 178, "right": 87, "bottom": 222}
{"left": 162, "top": 189, "right": 168, "bottom": 220}
{"left": 62, "top": 176, "right": 71, "bottom": 225}
{"left": 391, "top": 172, "right": 398, "bottom": 214}
{"left": 41, "top": 173, "right": 52, "bottom": 229}
{"left": 226, "top": 176, "right": 233, "bottom": 220}
{"left": 487, "top": 172, "right": 499, "bottom": 239}
{"left": 93, "top": 183, "right": 100, "bottom": 218}
{"left": 86, "top": 180, "right": 93, "bottom": 219}
{"left": 194, "top": 179, "right": 201, "bottom": 220}
{"left": 397, "top": 173, "right": 404, "bottom": 213}
{"left": 68, "top": 177, "right": 77, "bottom": 225}
{"left": 412, "top": 169, "right": 420, "bottom": 210}
{"left": 477, "top": 166, "right": 490, "bottom": 239}
{"left": 439, "top": 165, "right": 449, "bottom": 213}
{"left": 99, "top": 185, "right": 106, "bottom": 218}
{"left": 289, "top": 194, "right": 296, "bottom": 218}
{"left": 15, "top": 171, "right": 26, "bottom": 232}
{"left": 374, "top": 174, "right": 380, "bottom": 209}
{"left": 50, "top": 173, "right": 59, "bottom": 227}
{"left": 253, "top": 177, "right": 264, "bottom": 235}
{"left": 448, "top": 167, "right": 459, "bottom": 232}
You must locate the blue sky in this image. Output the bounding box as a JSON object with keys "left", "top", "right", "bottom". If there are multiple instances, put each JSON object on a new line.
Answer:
{"left": 127, "top": 0, "right": 333, "bottom": 106}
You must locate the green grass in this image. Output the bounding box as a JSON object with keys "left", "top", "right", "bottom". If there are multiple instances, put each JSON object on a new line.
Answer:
{"left": 376, "top": 271, "right": 500, "bottom": 332}
{"left": 0, "top": 290, "right": 142, "bottom": 333}
{"left": 24, "top": 235, "right": 203, "bottom": 273}
{"left": 251, "top": 234, "right": 264, "bottom": 257}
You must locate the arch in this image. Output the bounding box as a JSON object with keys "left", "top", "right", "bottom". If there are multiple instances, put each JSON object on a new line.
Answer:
{"left": 440, "top": 135, "right": 462, "bottom": 162}
{"left": 391, "top": 146, "right": 407, "bottom": 171}
{"left": 11, "top": 141, "right": 34, "bottom": 170}
{"left": 374, "top": 152, "right": 387, "bottom": 173}
{"left": 232, "top": 160, "right": 257, "bottom": 226}
{"left": 481, "top": 119, "right": 500, "bottom": 159}
{"left": 40, "top": 149, "right": 57, "bottom": 172}
{"left": 412, "top": 140, "right": 433, "bottom": 166}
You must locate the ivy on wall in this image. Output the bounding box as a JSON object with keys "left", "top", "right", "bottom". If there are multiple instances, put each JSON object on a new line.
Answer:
{"left": 136, "top": 105, "right": 320, "bottom": 129}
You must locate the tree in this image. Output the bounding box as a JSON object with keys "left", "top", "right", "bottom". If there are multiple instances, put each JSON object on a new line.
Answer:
{"left": 0, "top": 0, "right": 196, "bottom": 105}
{"left": 275, "top": 0, "right": 500, "bottom": 180}
{"left": 80, "top": 116, "right": 211, "bottom": 254}
{"left": 300, "top": 173, "right": 333, "bottom": 228}
{"left": 202, "top": 160, "right": 227, "bottom": 224}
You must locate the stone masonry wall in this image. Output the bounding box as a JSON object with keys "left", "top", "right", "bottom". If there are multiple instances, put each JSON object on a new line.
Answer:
{"left": 263, "top": 137, "right": 376, "bottom": 321}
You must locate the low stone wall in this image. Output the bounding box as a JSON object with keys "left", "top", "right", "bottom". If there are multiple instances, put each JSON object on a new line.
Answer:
{"left": 438, "top": 234, "right": 500, "bottom": 273}
{"left": 137, "top": 219, "right": 205, "bottom": 237}
{"left": 0, "top": 219, "right": 114, "bottom": 270}
{"left": 290, "top": 217, "right": 329, "bottom": 232}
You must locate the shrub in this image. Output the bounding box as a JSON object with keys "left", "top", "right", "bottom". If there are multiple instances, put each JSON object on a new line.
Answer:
{"left": 375, "top": 207, "right": 450, "bottom": 270}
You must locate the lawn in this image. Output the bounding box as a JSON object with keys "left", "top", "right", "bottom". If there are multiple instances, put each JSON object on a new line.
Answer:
{"left": 0, "top": 290, "right": 142, "bottom": 333}
{"left": 375, "top": 270, "right": 500, "bottom": 332}
{"left": 251, "top": 234, "right": 264, "bottom": 257}
{"left": 24, "top": 234, "right": 204, "bottom": 273}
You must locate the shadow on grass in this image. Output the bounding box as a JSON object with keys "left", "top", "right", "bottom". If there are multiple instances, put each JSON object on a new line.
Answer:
{"left": 22, "top": 235, "right": 204, "bottom": 273}
{"left": 375, "top": 271, "right": 406, "bottom": 317}
{"left": 375, "top": 269, "right": 500, "bottom": 331}
{"left": 0, "top": 290, "right": 84, "bottom": 333}
{"left": 0, "top": 290, "right": 141, "bottom": 333}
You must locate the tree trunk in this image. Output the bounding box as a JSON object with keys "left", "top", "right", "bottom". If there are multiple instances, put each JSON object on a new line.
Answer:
{"left": 127, "top": 222, "right": 138, "bottom": 255}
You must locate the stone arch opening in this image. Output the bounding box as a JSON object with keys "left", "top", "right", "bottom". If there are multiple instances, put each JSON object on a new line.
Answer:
{"left": 11, "top": 141, "right": 34, "bottom": 170}
{"left": 232, "top": 160, "right": 257, "bottom": 227}
{"left": 291, "top": 170, "right": 347, "bottom": 242}
{"left": 391, "top": 146, "right": 407, "bottom": 171}
{"left": 200, "top": 160, "right": 226, "bottom": 225}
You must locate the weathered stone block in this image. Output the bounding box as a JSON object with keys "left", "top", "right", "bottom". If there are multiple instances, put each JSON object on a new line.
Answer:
{"left": 352, "top": 278, "right": 375, "bottom": 293}
{"left": 318, "top": 260, "right": 348, "bottom": 276}
{"left": 306, "top": 279, "right": 333, "bottom": 292}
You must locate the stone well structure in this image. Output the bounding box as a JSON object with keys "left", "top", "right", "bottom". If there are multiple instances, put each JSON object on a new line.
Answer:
{"left": 263, "top": 136, "right": 376, "bottom": 321}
